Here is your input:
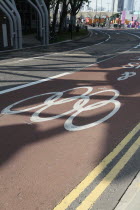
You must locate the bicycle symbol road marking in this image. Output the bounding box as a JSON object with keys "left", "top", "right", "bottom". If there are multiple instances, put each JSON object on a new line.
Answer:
{"left": 1, "top": 87, "right": 121, "bottom": 131}
{"left": 117, "top": 72, "right": 136, "bottom": 81}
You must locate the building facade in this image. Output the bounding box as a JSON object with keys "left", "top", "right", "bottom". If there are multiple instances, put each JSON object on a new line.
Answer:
{"left": 112, "top": 0, "right": 126, "bottom": 13}
{"left": 118, "top": 0, "right": 125, "bottom": 12}
{"left": 0, "top": 0, "right": 49, "bottom": 51}
{"left": 124, "top": 0, "right": 134, "bottom": 12}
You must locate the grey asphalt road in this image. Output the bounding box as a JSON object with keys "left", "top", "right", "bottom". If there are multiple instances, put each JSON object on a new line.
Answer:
{"left": 0, "top": 28, "right": 140, "bottom": 210}
{"left": 0, "top": 28, "right": 139, "bottom": 92}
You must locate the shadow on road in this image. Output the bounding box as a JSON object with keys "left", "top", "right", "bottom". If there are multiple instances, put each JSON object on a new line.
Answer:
{"left": 0, "top": 41, "right": 140, "bottom": 209}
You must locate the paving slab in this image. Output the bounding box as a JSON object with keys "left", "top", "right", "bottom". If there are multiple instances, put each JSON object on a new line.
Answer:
{"left": 114, "top": 172, "right": 140, "bottom": 210}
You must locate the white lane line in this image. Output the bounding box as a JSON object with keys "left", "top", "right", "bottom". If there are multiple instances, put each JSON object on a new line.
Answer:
{"left": 123, "top": 32, "right": 140, "bottom": 49}
{"left": 0, "top": 72, "right": 72, "bottom": 95}
{"left": 49, "top": 40, "right": 72, "bottom": 45}
{"left": 134, "top": 43, "right": 140, "bottom": 49}
{"left": 124, "top": 32, "right": 140, "bottom": 40}
{"left": 0, "top": 54, "right": 117, "bottom": 96}
{"left": 99, "top": 31, "right": 111, "bottom": 42}
{"left": 0, "top": 32, "right": 111, "bottom": 65}
{"left": 63, "top": 54, "right": 93, "bottom": 57}
{"left": 0, "top": 31, "right": 139, "bottom": 95}
{"left": 60, "top": 31, "right": 110, "bottom": 53}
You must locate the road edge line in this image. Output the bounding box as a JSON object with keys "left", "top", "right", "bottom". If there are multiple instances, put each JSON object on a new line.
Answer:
{"left": 53, "top": 123, "right": 140, "bottom": 210}
{"left": 77, "top": 136, "right": 140, "bottom": 210}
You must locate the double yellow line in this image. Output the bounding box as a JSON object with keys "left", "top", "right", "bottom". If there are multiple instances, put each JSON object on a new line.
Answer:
{"left": 54, "top": 123, "right": 140, "bottom": 210}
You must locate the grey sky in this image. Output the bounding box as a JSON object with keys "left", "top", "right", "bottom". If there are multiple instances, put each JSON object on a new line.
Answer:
{"left": 89, "top": 0, "right": 113, "bottom": 11}
{"left": 89, "top": 0, "right": 140, "bottom": 11}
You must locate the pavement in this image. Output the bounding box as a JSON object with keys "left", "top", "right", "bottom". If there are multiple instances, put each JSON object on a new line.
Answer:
{"left": 115, "top": 172, "right": 140, "bottom": 210}
{"left": 0, "top": 28, "right": 140, "bottom": 210}
{"left": 0, "top": 27, "right": 92, "bottom": 56}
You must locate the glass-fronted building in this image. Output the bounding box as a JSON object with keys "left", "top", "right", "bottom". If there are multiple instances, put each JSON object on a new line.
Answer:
{"left": 0, "top": 0, "right": 49, "bottom": 51}
{"left": 118, "top": 0, "right": 125, "bottom": 12}
{"left": 124, "top": 0, "right": 134, "bottom": 12}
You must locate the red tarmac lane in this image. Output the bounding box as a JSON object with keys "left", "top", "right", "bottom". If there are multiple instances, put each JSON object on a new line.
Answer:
{"left": 0, "top": 52, "right": 140, "bottom": 210}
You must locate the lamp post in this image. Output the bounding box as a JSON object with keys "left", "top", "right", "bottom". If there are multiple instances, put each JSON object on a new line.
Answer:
{"left": 107, "top": 3, "right": 110, "bottom": 12}
{"left": 99, "top": 0, "right": 102, "bottom": 26}
{"left": 138, "top": 6, "right": 140, "bottom": 21}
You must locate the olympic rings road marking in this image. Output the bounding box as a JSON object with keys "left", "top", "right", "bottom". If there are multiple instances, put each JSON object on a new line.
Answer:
{"left": 1, "top": 87, "right": 121, "bottom": 132}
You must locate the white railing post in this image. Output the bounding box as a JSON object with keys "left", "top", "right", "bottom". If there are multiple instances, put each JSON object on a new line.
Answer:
{"left": 40, "top": 0, "right": 49, "bottom": 45}
{"left": 27, "top": 0, "right": 43, "bottom": 42}
{"left": 35, "top": 0, "right": 46, "bottom": 45}
{"left": 5, "top": 0, "right": 22, "bottom": 49}
{"left": 0, "top": 0, "right": 18, "bottom": 48}
{"left": 0, "top": 4, "right": 14, "bottom": 47}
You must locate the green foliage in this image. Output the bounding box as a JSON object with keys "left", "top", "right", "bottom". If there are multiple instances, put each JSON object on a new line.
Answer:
{"left": 69, "top": 0, "right": 90, "bottom": 15}
{"left": 45, "top": 0, "right": 90, "bottom": 32}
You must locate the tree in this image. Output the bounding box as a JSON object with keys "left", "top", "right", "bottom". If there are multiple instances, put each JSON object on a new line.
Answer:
{"left": 45, "top": 0, "right": 90, "bottom": 34}
{"left": 51, "top": 0, "right": 61, "bottom": 33}
{"left": 44, "top": 0, "right": 54, "bottom": 26}
{"left": 59, "top": 0, "right": 70, "bottom": 32}
{"left": 69, "top": 0, "right": 89, "bottom": 26}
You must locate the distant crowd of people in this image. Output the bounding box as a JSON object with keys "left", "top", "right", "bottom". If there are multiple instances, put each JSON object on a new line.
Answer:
{"left": 91, "top": 21, "right": 140, "bottom": 29}
{"left": 127, "top": 21, "right": 140, "bottom": 29}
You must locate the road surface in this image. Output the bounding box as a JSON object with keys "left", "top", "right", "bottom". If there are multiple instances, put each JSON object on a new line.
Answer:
{"left": 0, "top": 29, "right": 140, "bottom": 210}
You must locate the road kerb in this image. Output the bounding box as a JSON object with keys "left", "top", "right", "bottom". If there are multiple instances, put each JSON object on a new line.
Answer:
{"left": 114, "top": 171, "right": 140, "bottom": 210}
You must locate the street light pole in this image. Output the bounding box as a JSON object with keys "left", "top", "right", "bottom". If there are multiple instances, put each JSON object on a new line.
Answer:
{"left": 101, "top": 0, "right": 102, "bottom": 12}
{"left": 107, "top": 3, "right": 110, "bottom": 12}
{"left": 100, "top": 0, "right": 102, "bottom": 26}
{"left": 138, "top": 8, "right": 140, "bottom": 24}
